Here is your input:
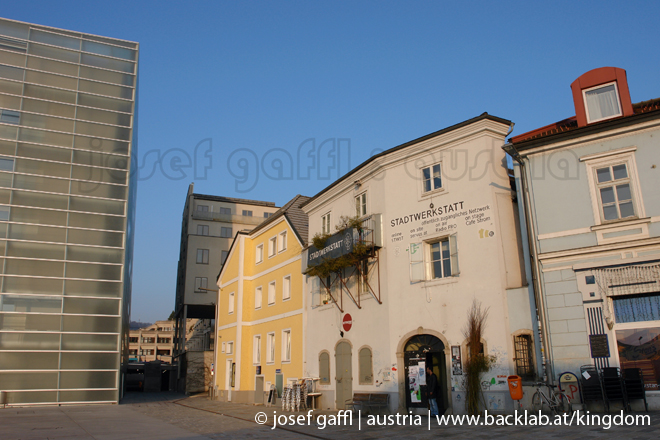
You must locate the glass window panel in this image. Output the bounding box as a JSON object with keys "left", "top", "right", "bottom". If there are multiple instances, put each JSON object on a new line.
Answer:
{"left": 22, "top": 97, "right": 75, "bottom": 119}
{"left": 596, "top": 167, "right": 611, "bottom": 183}
{"left": 71, "top": 181, "right": 127, "bottom": 200}
{"left": 7, "top": 391, "right": 58, "bottom": 404}
{"left": 0, "top": 171, "right": 12, "bottom": 187}
{"left": 2, "top": 275, "right": 63, "bottom": 295}
{"left": 59, "top": 389, "right": 118, "bottom": 402}
{"left": 14, "top": 157, "right": 71, "bottom": 178}
{"left": 25, "top": 70, "right": 77, "bottom": 91}
{"left": 585, "top": 84, "right": 620, "bottom": 121}
{"left": 5, "top": 259, "right": 64, "bottom": 277}
{"left": 69, "top": 196, "right": 125, "bottom": 215}
{"left": 0, "top": 139, "right": 15, "bottom": 156}
{"left": 616, "top": 184, "right": 632, "bottom": 201}
{"left": 0, "top": 313, "right": 61, "bottom": 331}
{"left": 77, "top": 93, "right": 132, "bottom": 113}
{"left": 67, "top": 246, "right": 123, "bottom": 264}
{"left": 0, "top": 64, "right": 25, "bottom": 81}
{"left": 26, "top": 56, "right": 78, "bottom": 77}
{"left": 0, "top": 189, "right": 9, "bottom": 204}
{"left": 23, "top": 84, "right": 76, "bottom": 104}
{"left": 61, "top": 333, "right": 118, "bottom": 351}
{"left": 60, "top": 370, "right": 117, "bottom": 389}
{"left": 0, "top": 49, "right": 27, "bottom": 67}
{"left": 0, "top": 20, "right": 29, "bottom": 40}
{"left": 0, "top": 352, "right": 59, "bottom": 370}
{"left": 0, "top": 158, "right": 11, "bottom": 171}
{"left": 0, "top": 79, "right": 22, "bottom": 97}
{"left": 0, "top": 332, "right": 60, "bottom": 350}
{"left": 20, "top": 127, "right": 73, "bottom": 148}
{"left": 80, "top": 53, "right": 134, "bottom": 73}
{"left": 0, "top": 372, "right": 58, "bottom": 390}
{"left": 0, "top": 109, "right": 20, "bottom": 124}
{"left": 73, "top": 150, "right": 128, "bottom": 169}
{"left": 68, "top": 212, "right": 124, "bottom": 231}
{"left": 79, "top": 79, "right": 133, "bottom": 100}
{"left": 64, "top": 279, "right": 122, "bottom": 298}
{"left": 603, "top": 205, "right": 618, "bottom": 221}
{"left": 443, "top": 259, "right": 452, "bottom": 277}
{"left": 16, "top": 142, "right": 72, "bottom": 162}
{"left": 79, "top": 66, "right": 134, "bottom": 87}
{"left": 8, "top": 223, "right": 66, "bottom": 243}
{"left": 61, "top": 352, "right": 119, "bottom": 369}
{"left": 84, "top": 34, "right": 136, "bottom": 49}
{"left": 12, "top": 189, "right": 69, "bottom": 210}
{"left": 432, "top": 260, "right": 442, "bottom": 279}
{"left": 20, "top": 112, "right": 74, "bottom": 133}
{"left": 73, "top": 136, "right": 129, "bottom": 156}
{"left": 76, "top": 106, "right": 131, "bottom": 127}
{"left": 65, "top": 262, "right": 121, "bottom": 281}
{"left": 13, "top": 173, "right": 70, "bottom": 194}
{"left": 441, "top": 240, "right": 450, "bottom": 259}
{"left": 0, "top": 93, "right": 21, "bottom": 110}
{"left": 82, "top": 40, "right": 135, "bottom": 61}
{"left": 0, "top": 295, "right": 60, "bottom": 313}
{"left": 75, "top": 120, "right": 130, "bottom": 141}
{"left": 600, "top": 187, "right": 615, "bottom": 204}
{"left": 612, "top": 164, "right": 628, "bottom": 180}
{"left": 0, "top": 205, "right": 8, "bottom": 220}
{"left": 63, "top": 297, "right": 119, "bottom": 315}
{"left": 615, "top": 327, "right": 660, "bottom": 390}
{"left": 432, "top": 164, "right": 441, "bottom": 189}
{"left": 0, "top": 124, "right": 18, "bottom": 140}
{"left": 619, "top": 202, "right": 635, "bottom": 218}
{"left": 30, "top": 30, "right": 80, "bottom": 50}
{"left": 67, "top": 228, "right": 123, "bottom": 247}
{"left": 27, "top": 42, "right": 79, "bottom": 63}
{"left": 6, "top": 241, "right": 65, "bottom": 260}
{"left": 72, "top": 165, "right": 126, "bottom": 185}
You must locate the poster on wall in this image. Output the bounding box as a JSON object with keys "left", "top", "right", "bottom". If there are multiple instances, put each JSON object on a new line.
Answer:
{"left": 409, "top": 364, "right": 421, "bottom": 403}
{"left": 418, "top": 361, "right": 426, "bottom": 386}
{"left": 452, "top": 346, "right": 463, "bottom": 375}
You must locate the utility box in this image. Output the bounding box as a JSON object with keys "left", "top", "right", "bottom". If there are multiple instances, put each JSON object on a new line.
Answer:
{"left": 507, "top": 375, "right": 523, "bottom": 401}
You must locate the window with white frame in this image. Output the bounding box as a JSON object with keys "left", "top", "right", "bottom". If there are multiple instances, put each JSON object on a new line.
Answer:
{"left": 253, "top": 335, "right": 261, "bottom": 364}
{"left": 268, "top": 236, "right": 277, "bottom": 257}
{"left": 583, "top": 82, "right": 622, "bottom": 124}
{"left": 267, "top": 332, "right": 275, "bottom": 363}
{"left": 197, "top": 224, "right": 209, "bottom": 236}
{"left": 256, "top": 243, "right": 264, "bottom": 263}
{"left": 268, "top": 281, "right": 276, "bottom": 305}
{"left": 283, "top": 275, "right": 291, "bottom": 301}
{"left": 194, "top": 277, "right": 208, "bottom": 292}
{"left": 282, "top": 329, "right": 291, "bottom": 362}
{"left": 409, "top": 234, "right": 459, "bottom": 283}
{"left": 421, "top": 163, "right": 442, "bottom": 194}
{"left": 321, "top": 212, "right": 331, "bottom": 235}
{"left": 226, "top": 341, "right": 234, "bottom": 355}
{"left": 228, "top": 292, "right": 235, "bottom": 314}
{"left": 278, "top": 231, "right": 287, "bottom": 252}
{"left": 255, "top": 286, "right": 262, "bottom": 309}
{"left": 355, "top": 192, "right": 367, "bottom": 217}
{"left": 196, "top": 249, "right": 209, "bottom": 264}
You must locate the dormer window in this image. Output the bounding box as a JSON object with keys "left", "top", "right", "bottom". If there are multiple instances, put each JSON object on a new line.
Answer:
{"left": 583, "top": 82, "right": 622, "bottom": 124}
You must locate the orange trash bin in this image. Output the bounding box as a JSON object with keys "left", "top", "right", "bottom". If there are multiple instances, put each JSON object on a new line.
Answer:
{"left": 507, "top": 375, "right": 523, "bottom": 401}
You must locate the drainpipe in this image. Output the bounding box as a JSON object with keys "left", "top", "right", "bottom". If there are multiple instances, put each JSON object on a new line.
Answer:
{"left": 503, "top": 142, "right": 555, "bottom": 384}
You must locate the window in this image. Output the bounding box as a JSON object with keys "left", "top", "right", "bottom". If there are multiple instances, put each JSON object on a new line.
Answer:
{"left": 226, "top": 341, "right": 234, "bottom": 355}
{"left": 282, "top": 330, "right": 291, "bottom": 362}
{"left": 267, "top": 333, "right": 275, "bottom": 363}
{"left": 0, "top": 205, "right": 9, "bottom": 221}
{"left": 355, "top": 192, "right": 367, "bottom": 217}
{"left": 197, "top": 204, "right": 209, "bottom": 212}
{"left": 196, "top": 249, "right": 209, "bottom": 264}
{"left": 0, "top": 109, "right": 20, "bottom": 124}
{"left": 228, "top": 292, "right": 235, "bottom": 314}
{"left": 256, "top": 244, "right": 264, "bottom": 264}
{"left": 409, "top": 235, "right": 459, "bottom": 283}
{"left": 129, "top": 337, "right": 138, "bottom": 343}
{"left": 358, "top": 347, "right": 373, "bottom": 384}
{"left": 253, "top": 335, "right": 261, "bottom": 365}
{"left": 197, "top": 224, "right": 209, "bottom": 236}
{"left": 319, "top": 352, "right": 330, "bottom": 384}
{"left": 583, "top": 82, "right": 622, "bottom": 124}
{"left": 242, "top": 210, "right": 253, "bottom": 217}
{"left": 422, "top": 163, "right": 442, "bottom": 193}
{"left": 221, "top": 342, "right": 226, "bottom": 353}
{"left": 264, "top": 212, "right": 272, "bottom": 218}
{"left": 194, "top": 277, "right": 208, "bottom": 292}
{"left": 513, "top": 334, "right": 535, "bottom": 380}
{"left": 219, "top": 207, "right": 231, "bottom": 215}
{"left": 221, "top": 250, "right": 228, "bottom": 265}
{"left": 283, "top": 276, "right": 291, "bottom": 301}
{"left": 0, "top": 158, "right": 14, "bottom": 171}
{"left": 268, "top": 237, "right": 276, "bottom": 257}
{"left": 311, "top": 276, "right": 331, "bottom": 306}
{"left": 278, "top": 231, "right": 287, "bottom": 252}
{"left": 255, "top": 286, "right": 262, "bottom": 309}
{"left": 321, "top": 212, "right": 331, "bottom": 234}
{"left": 268, "top": 281, "right": 276, "bottom": 305}
{"left": 221, "top": 227, "right": 233, "bottom": 238}
{"left": 595, "top": 163, "right": 635, "bottom": 221}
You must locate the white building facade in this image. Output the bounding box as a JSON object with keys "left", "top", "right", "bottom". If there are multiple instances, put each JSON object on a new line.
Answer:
{"left": 301, "top": 114, "right": 536, "bottom": 414}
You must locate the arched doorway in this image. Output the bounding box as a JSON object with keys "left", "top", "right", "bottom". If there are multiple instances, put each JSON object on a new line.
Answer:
{"left": 404, "top": 334, "right": 447, "bottom": 413}
{"left": 335, "top": 341, "right": 352, "bottom": 409}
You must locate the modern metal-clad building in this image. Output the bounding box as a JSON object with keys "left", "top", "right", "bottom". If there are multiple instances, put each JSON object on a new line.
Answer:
{"left": 0, "top": 17, "right": 138, "bottom": 405}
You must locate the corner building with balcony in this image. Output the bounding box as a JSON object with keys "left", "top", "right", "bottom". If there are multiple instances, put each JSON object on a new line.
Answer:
{"left": 301, "top": 114, "right": 536, "bottom": 414}
{"left": 0, "top": 18, "right": 139, "bottom": 405}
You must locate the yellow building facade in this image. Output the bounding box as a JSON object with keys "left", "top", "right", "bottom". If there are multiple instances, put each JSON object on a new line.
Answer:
{"left": 215, "top": 195, "right": 309, "bottom": 403}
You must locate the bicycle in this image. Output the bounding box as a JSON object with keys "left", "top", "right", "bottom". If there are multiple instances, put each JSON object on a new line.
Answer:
{"left": 531, "top": 382, "right": 572, "bottom": 415}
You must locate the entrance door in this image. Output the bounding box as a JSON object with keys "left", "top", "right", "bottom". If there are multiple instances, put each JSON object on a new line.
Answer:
{"left": 225, "top": 360, "right": 233, "bottom": 401}
{"left": 335, "top": 341, "right": 352, "bottom": 409}
{"left": 404, "top": 335, "right": 446, "bottom": 412}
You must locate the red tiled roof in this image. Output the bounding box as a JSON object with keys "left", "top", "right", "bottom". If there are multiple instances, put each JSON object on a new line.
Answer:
{"left": 510, "top": 98, "right": 660, "bottom": 144}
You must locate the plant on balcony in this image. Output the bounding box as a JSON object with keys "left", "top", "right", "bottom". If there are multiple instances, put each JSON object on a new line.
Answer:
{"left": 307, "top": 215, "right": 369, "bottom": 279}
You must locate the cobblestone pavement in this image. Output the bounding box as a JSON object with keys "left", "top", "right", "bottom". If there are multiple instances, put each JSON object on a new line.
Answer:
{"left": 2, "top": 392, "right": 660, "bottom": 440}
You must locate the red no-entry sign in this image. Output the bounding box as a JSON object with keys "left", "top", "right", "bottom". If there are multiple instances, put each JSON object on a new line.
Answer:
{"left": 343, "top": 314, "right": 352, "bottom": 332}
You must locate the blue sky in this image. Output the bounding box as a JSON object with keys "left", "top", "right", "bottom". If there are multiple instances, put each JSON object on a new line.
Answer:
{"left": 4, "top": 1, "right": 659, "bottom": 322}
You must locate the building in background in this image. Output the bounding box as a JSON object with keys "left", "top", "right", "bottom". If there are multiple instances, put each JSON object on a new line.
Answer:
{"left": 173, "top": 183, "right": 278, "bottom": 393}
{"left": 128, "top": 320, "right": 175, "bottom": 363}
{"left": 0, "top": 17, "right": 139, "bottom": 405}
{"left": 506, "top": 67, "right": 660, "bottom": 408}
{"left": 215, "top": 194, "right": 309, "bottom": 403}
